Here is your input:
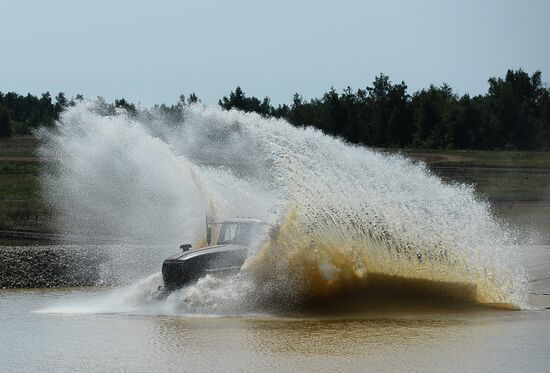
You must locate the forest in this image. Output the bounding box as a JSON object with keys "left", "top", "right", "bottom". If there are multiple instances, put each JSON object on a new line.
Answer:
{"left": 1, "top": 69, "right": 549, "bottom": 150}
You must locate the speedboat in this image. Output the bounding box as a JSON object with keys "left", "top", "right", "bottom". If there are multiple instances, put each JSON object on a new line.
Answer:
{"left": 160, "top": 218, "right": 264, "bottom": 290}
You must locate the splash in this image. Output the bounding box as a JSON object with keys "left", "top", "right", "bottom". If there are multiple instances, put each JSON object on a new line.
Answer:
{"left": 38, "top": 101, "right": 528, "bottom": 312}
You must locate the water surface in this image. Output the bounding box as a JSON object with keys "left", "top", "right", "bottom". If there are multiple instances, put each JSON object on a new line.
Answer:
{"left": 2, "top": 288, "right": 549, "bottom": 373}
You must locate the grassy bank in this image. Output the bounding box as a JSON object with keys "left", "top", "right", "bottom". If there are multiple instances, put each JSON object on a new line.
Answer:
{"left": 0, "top": 136, "right": 51, "bottom": 242}
{"left": 1, "top": 135, "right": 549, "bottom": 244}
{"left": 388, "top": 148, "right": 550, "bottom": 169}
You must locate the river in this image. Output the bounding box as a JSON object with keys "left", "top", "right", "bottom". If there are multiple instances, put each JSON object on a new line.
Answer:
{"left": 1, "top": 245, "right": 549, "bottom": 373}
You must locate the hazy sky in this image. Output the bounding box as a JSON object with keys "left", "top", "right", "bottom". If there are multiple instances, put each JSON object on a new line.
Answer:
{"left": 1, "top": 0, "right": 549, "bottom": 106}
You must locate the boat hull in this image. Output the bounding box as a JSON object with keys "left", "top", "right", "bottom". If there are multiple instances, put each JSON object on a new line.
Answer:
{"left": 161, "top": 244, "right": 248, "bottom": 290}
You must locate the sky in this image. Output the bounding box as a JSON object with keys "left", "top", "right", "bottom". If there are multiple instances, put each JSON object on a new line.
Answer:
{"left": 0, "top": 0, "right": 549, "bottom": 106}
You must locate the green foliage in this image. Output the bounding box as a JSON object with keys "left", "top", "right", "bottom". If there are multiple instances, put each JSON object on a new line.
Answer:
{"left": 483, "top": 70, "right": 546, "bottom": 149}
{"left": 218, "top": 69, "right": 550, "bottom": 150}
{"left": 114, "top": 98, "right": 137, "bottom": 115}
{"left": 0, "top": 91, "right": 63, "bottom": 134}
{"left": 218, "top": 86, "right": 274, "bottom": 117}
{"left": 412, "top": 84, "right": 457, "bottom": 149}
{"left": 187, "top": 93, "right": 200, "bottom": 105}
{"left": 0, "top": 106, "right": 12, "bottom": 137}
{"left": 1, "top": 69, "right": 549, "bottom": 149}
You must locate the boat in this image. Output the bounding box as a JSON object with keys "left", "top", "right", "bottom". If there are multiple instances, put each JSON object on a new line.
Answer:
{"left": 160, "top": 217, "right": 264, "bottom": 290}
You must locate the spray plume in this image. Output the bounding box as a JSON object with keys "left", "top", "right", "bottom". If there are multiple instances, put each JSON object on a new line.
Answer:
{"left": 38, "top": 101, "right": 528, "bottom": 313}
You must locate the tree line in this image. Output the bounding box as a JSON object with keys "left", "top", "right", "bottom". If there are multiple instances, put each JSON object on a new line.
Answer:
{"left": 1, "top": 69, "right": 550, "bottom": 150}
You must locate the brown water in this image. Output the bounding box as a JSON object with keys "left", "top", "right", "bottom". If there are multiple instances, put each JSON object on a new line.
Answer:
{"left": 1, "top": 246, "right": 549, "bottom": 372}
{"left": 1, "top": 287, "right": 549, "bottom": 373}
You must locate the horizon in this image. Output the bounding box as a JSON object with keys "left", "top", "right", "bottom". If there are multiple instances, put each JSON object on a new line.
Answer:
{"left": 1, "top": 68, "right": 548, "bottom": 109}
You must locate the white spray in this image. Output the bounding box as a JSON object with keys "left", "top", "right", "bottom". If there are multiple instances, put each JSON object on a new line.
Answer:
{"left": 38, "top": 101, "right": 528, "bottom": 314}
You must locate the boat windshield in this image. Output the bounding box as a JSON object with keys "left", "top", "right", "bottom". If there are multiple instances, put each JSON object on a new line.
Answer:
{"left": 217, "top": 223, "right": 256, "bottom": 246}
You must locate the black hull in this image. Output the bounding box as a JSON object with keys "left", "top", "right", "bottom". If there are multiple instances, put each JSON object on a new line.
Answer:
{"left": 161, "top": 244, "right": 247, "bottom": 290}
{"left": 161, "top": 259, "right": 201, "bottom": 290}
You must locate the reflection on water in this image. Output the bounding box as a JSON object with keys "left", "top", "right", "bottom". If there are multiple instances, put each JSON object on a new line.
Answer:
{"left": 153, "top": 317, "right": 469, "bottom": 358}
{"left": 2, "top": 289, "right": 550, "bottom": 372}
{"left": 149, "top": 317, "right": 477, "bottom": 372}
